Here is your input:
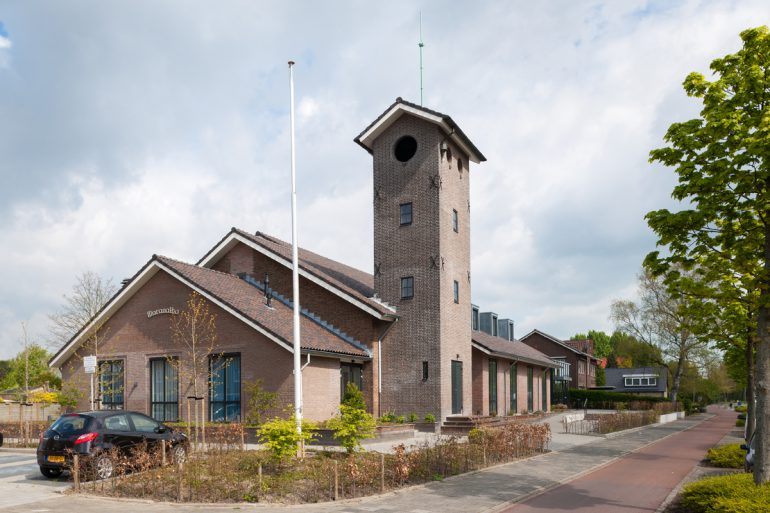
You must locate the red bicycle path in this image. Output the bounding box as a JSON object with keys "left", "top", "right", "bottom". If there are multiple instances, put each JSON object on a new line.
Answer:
{"left": 503, "top": 406, "right": 737, "bottom": 513}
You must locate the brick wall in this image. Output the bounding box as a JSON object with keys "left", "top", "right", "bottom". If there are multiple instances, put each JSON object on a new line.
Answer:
{"left": 59, "top": 270, "right": 342, "bottom": 422}
{"left": 370, "top": 114, "right": 473, "bottom": 421}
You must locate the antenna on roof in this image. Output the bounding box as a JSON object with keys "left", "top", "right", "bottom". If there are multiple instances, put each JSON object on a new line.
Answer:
{"left": 418, "top": 11, "right": 425, "bottom": 106}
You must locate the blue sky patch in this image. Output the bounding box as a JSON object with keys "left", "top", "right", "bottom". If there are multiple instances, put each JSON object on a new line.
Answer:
{"left": 0, "top": 22, "right": 8, "bottom": 38}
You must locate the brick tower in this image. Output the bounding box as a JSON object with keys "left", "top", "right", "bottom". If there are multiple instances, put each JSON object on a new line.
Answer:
{"left": 355, "top": 98, "right": 485, "bottom": 421}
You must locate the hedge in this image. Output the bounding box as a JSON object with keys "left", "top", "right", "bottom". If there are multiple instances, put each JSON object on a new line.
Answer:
{"left": 681, "top": 473, "right": 770, "bottom": 513}
{"left": 568, "top": 389, "right": 671, "bottom": 408}
{"left": 706, "top": 443, "right": 745, "bottom": 469}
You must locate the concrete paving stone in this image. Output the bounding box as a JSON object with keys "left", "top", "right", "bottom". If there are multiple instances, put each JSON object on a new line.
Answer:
{"left": 0, "top": 411, "right": 711, "bottom": 513}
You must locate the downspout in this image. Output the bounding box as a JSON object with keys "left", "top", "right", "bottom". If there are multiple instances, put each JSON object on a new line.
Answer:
{"left": 377, "top": 318, "right": 398, "bottom": 418}
{"left": 301, "top": 352, "right": 311, "bottom": 371}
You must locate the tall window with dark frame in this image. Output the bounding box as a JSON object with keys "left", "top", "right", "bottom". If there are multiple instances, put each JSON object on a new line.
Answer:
{"left": 151, "top": 358, "right": 179, "bottom": 422}
{"left": 452, "top": 209, "right": 459, "bottom": 232}
{"left": 453, "top": 280, "right": 459, "bottom": 303}
{"left": 98, "top": 360, "right": 124, "bottom": 410}
{"left": 542, "top": 369, "right": 548, "bottom": 411}
{"left": 340, "top": 362, "right": 363, "bottom": 399}
{"left": 472, "top": 306, "right": 479, "bottom": 330}
{"left": 400, "top": 276, "right": 414, "bottom": 299}
{"left": 399, "top": 203, "right": 413, "bottom": 226}
{"left": 488, "top": 359, "right": 498, "bottom": 415}
{"left": 209, "top": 354, "right": 241, "bottom": 422}
{"left": 510, "top": 363, "right": 518, "bottom": 413}
{"left": 422, "top": 361, "right": 429, "bottom": 381}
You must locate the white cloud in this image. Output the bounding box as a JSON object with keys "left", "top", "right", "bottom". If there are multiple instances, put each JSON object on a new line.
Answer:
{"left": 1, "top": 1, "right": 769, "bottom": 358}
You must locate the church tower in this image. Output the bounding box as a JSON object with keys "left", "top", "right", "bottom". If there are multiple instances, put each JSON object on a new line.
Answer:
{"left": 355, "top": 98, "right": 485, "bottom": 421}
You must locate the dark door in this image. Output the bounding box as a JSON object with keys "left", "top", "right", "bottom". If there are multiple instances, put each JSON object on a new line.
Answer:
{"left": 451, "top": 360, "right": 463, "bottom": 415}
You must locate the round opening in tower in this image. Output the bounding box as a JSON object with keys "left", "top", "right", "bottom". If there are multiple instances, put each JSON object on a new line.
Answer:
{"left": 394, "top": 136, "right": 418, "bottom": 162}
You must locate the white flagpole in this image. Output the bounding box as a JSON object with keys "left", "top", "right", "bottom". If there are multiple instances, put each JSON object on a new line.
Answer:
{"left": 288, "top": 60, "right": 304, "bottom": 456}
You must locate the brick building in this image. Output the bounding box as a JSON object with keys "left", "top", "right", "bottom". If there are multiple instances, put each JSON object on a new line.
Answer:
{"left": 50, "top": 99, "right": 556, "bottom": 426}
{"left": 520, "top": 329, "right": 599, "bottom": 392}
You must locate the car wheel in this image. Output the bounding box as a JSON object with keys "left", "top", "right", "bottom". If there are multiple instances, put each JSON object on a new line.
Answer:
{"left": 171, "top": 444, "right": 187, "bottom": 465}
{"left": 93, "top": 454, "right": 114, "bottom": 480}
{"left": 40, "top": 467, "right": 63, "bottom": 478}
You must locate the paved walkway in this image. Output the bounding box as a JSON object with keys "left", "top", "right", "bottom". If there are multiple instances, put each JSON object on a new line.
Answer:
{"left": 504, "top": 405, "right": 736, "bottom": 513}
{"left": 0, "top": 408, "right": 729, "bottom": 513}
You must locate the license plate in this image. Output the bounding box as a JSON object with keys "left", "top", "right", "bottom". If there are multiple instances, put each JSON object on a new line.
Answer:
{"left": 47, "top": 455, "right": 65, "bottom": 463}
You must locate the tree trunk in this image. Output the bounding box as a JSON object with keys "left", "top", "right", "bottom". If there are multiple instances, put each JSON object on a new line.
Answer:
{"left": 670, "top": 353, "right": 686, "bottom": 403}
{"left": 754, "top": 224, "right": 770, "bottom": 485}
{"left": 747, "top": 331, "right": 756, "bottom": 442}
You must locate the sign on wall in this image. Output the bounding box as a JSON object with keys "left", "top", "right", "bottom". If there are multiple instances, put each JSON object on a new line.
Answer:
{"left": 83, "top": 355, "right": 97, "bottom": 374}
{"left": 147, "top": 307, "right": 180, "bottom": 318}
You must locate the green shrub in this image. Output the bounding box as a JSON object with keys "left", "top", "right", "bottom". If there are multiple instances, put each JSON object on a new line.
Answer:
{"left": 408, "top": 413, "right": 418, "bottom": 423}
{"left": 735, "top": 404, "right": 748, "bottom": 413}
{"left": 327, "top": 383, "right": 376, "bottom": 453}
{"left": 706, "top": 443, "right": 745, "bottom": 469}
{"left": 423, "top": 413, "right": 436, "bottom": 423}
{"left": 258, "top": 414, "right": 317, "bottom": 462}
{"left": 379, "top": 412, "right": 396, "bottom": 423}
{"left": 244, "top": 378, "right": 278, "bottom": 426}
{"left": 341, "top": 381, "right": 366, "bottom": 410}
{"left": 681, "top": 473, "right": 770, "bottom": 513}
{"left": 737, "top": 418, "right": 746, "bottom": 427}
{"left": 395, "top": 415, "right": 406, "bottom": 424}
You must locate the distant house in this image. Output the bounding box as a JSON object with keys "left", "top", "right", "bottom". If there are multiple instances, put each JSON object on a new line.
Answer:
{"left": 520, "top": 330, "right": 599, "bottom": 392}
{"left": 603, "top": 367, "right": 668, "bottom": 398}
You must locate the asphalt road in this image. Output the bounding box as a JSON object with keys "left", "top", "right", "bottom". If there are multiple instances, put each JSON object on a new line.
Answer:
{"left": 504, "top": 406, "right": 736, "bottom": 513}
{"left": 0, "top": 448, "right": 70, "bottom": 510}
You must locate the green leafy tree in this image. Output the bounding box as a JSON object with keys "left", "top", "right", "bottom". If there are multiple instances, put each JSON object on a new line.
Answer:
{"left": 572, "top": 330, "right": 612, "bottom": 358}
{"left": 0, "top": 344, "right": 61, "bottom": 392}
{"left": 644, "top": 26, "right": 770, "bottom": 483}
{"left": 595, "top": 365, "right": 606, "bottom": 387}
{"left": 327, "top": 383, "right": 376, "bottom": 453}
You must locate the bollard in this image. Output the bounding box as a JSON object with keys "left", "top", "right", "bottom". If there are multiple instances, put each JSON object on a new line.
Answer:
{"left": 334, "top": 460, "right": 339, "bottom": 501}
{"left": 161, "top": 440, "right": 167, "bottom": 466}
{"left": 73, "top": 454, "right": 80, "bottom": 492}
{"left": 176, "top": 461, "right": 183, "bottom": 502}
{"left": 380, "top": 453, "right": 385, "bottom": 493}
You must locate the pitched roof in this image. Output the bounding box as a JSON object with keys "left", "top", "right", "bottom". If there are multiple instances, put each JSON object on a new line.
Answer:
{"left": 472, "top": 331, "right": 557, "bottom": 368}
{"left": 197, "top": 228, "right": 396, "bottom": 319}
{"left": 354, "top": 97, "right": 486, "bottom": 164}
{"left": 49, "top": 255, "right": 371, "bottom": 368}
{"left": 604, "top": 367, "right": 668, "bottom": 393}
{"left": 520, "top": 329, "right": 600, "bottom": 362}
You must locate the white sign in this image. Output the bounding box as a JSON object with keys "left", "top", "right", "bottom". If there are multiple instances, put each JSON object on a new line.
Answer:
{"left": 83, "top": 355, "right": 97, "bottom": 374}
{"left": 147, "top": 307, "right": 180, "bottom": 318}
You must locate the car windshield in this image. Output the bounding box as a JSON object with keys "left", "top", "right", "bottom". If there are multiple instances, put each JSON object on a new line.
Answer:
{"left": 50, "top": 415, "right": 93, "bottom": 435}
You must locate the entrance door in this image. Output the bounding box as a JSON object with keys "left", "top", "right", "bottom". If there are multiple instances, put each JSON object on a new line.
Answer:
{"left": 451, "top": 360, "right": 463, "bottom": 414}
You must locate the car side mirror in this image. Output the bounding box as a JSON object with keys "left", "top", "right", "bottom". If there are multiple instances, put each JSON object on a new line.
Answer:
{"left": 741, "top": 444, "right": 749, "bottom": 451}
{"left": 155, "top": 426, "right": 167, "bottom": 434}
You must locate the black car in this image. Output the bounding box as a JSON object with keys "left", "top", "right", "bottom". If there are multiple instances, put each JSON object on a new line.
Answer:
{"left": 37, "top": 410, "right": 188, "bottom": 479}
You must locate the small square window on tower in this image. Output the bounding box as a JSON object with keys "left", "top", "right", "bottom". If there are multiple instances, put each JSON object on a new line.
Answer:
{"left": 452, "top": 209, "right": 459, "bottom": 232}
{"left": 453, "top": 280, "right": 459, "bottom": 303}
{"left": 401, "top": 276, "right": 414, "bottom": 299}
{"left": 400, "top": 202, "right": 413, "bottom": 226}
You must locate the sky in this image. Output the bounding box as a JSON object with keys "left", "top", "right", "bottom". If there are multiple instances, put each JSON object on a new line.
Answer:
{"left": 0, "top": 0, "right": 768, "bottom": 360}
